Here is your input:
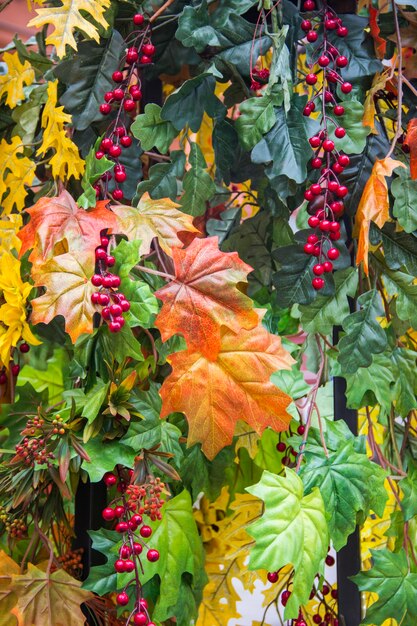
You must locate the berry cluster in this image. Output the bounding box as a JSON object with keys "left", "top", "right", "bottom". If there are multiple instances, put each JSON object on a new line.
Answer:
{"left": 250, "top": 67, "right": 270, "bottom": 91}
{"left": 96, "top": 13, "right": 156, "bottom": 201}
{"left": 91, "top": 235, "right": 130, "bottom": 333}
{"left": 58, "top": 548, "right": 84, "bottom": 578}
{"left": 0, "top": 343, "right": 30, "bottom": 387}
{"left": 102, "top": 468, "right": 162, "bottom": 625}
{"left": 13, "top": 414, "right": 66, "bottom": 468}
{"left": 125, "top": 476, "right": 165, "bottom": 521}
{"left": 276, "top": 424, "right": 305, "bottom": 467}
{"left": 300, "top": 1, "right": 351, "bottom": 290}
{"left": 0, "top": 507, "right": 27, "bottom": 539}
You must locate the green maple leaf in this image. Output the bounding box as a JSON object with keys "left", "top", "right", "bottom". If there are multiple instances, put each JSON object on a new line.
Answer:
{"left": 352, "top": 548, "right": 417, "bottom": 626}
{"left": 246, "top": 469, "right": 329, "bottom": 619}
{"left": 301, "top": 440, "right": 387, "bottom": 550}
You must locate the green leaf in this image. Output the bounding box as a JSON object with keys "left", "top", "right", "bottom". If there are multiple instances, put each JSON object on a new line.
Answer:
{"left": 131, "top": 103, "right": 178, "bottom": 153}
{"left": 180, "top": 142, "right": 216, "bottom": 216}
{"left": 83, "top": 437, "right": 136, "bottom": 482}
{"left": 78, "top": 140, "right": 113, "bottom": 208}
{"left": 271, "top": 366, "right": 310, "bottom": 400}
{"left": 54, "top": 30, "right": 125, "bottom": 131}
{"left": 16, "top": 350, "right": 65, "bottom": 404}
{"left": 99, "top": 324, "right": 145, "bottom": 363}
{"left": 161, "top": 72, "right": 225, "bottom": 132}
{"left": 392, "top": 169, "right": 417, "bottom": 233}
{"left": 299, "top": 267, "right": 358, "bottom": 335}
{"left": 401, "top": 462, "right": 417, "bottom": 521}
{"left": 206, "top": 207, "right": 241, "bottom": 244}
{"left": 135, "top": 151, "right": 186, "bottom": 201}
{"left": 337, "top": 289, "right": 387, "bottom": 374}
{"left": 212, "top": 119, "right": 239, "bottom": 186}
{"left": 179, "top": 444, "right": 234, "bottom": 501}
{"left": 246, "top": 469, "right": 329, "bottom": 620}
{"left": 12, "top": 84, "right": 47, "bottom": 144}
{"left": 352, "top": 548, "right": 417, "bottom": 626}
{"left": 80, "top": 379, "right": 110, "bottom": 424}
{"left": 235, "top": 95, "right": 276, "bottom": 151}
{"left": 176, "top": 0, "right": 224, "bottom": 52}
{"left": 383, "top": 268, "right": 417, "bottom": 329}
{"left": 377, "top": 223, "right": 417, "bottom": 274}
{"left": 265, "top": 27, "right": 292, "bottom": 111}
{"left": 301, "top": 440, "right": 387, "bottom": 550}
{"left": 328, "top": 100, "right": 371, "bottom": 154}
{"left": 83, "top": 529, "right": 120, "bottom": 595}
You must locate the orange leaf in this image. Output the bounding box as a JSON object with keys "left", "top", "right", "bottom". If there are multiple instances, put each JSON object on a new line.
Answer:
{"left": 154, "top": 236, "right": 259, "bottom": 359}
{"left": 30, "top": 251, "right": 96, "bottom": 343}
{"left": 160, "top": 323, "right": 294, "bottom": 459}
{"left": 404, "top": 118, "right": 417, "bottom": 180}
{"left": 18, "top": 190, "right": 117, "bottom": 264}
{"left": 363, "top": 72, "right": 390, "bottom": 133}
{"left": 0, "top": 550, "right": 19, "bottom": 626}
{"left": 355, "top": 157, "right": 405, "bottom": 274}
{"left": 369, "top": 7, "right": 386, "bottom": 59}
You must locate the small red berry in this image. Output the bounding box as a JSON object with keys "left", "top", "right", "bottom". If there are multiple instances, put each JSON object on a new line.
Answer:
{"left": 322, "top": 584, "right": 330, "bottom": 595}
{"left": 120, "top": 135, "right": 132, "bottom": 147}
{"left": 104, "top": 91, "right": 114, "bottom": 103}
{"left": 112, "top": 71, "right": 124, "bottom": 82}
{"left": 267, "top": 571, "right": 279, "bottom": 583}
{"left": 323, "top": 261, "right": 333, "bottom": 273}
{"left": 102, "top": 507, "right": 115, "bottom": 521}
{"left": 327, "top": 248, "right": 339, "bottom": 260}
{"left": 335, "top": 127, "right": 346, "bottom": 138}
{"left": 334, "top": 105, "right": 345, "bottom": 116}
{"left": 336, "top": 55, "right": 348, "bottom": 68}
{"left": 333, "top": 163, "right": 344, "bottom": 174}
{"left": 303, "top": 0, "right": 315, "bottom": 9}
{"left": 329, "top": 221, "right": 340, "bottom": 233}
{"left": 143, "top": 43, "right": 156, "bottom": 56}
{"left": 338, "top": 154, "right": 350, "bottom": 166}
{"left": 323, "top": 139, "right": 335, "bottom": 152}
{"left": 111, "top": 275, "right": 121, "bottom": 288}
{"left": 341, "top": 81, "right": 352, "bottom": 94}
{"left": 100, "top": 103, "right": 111, "bottom": 115}
{"left": 311, "top": 183, "right": 322, "bottom": 195}
{"left": 306, "top": 73, "right": 317, "bottom": 85}
{"left": 331, "top": 588, "right": 338, "bottom": 599}
{"left": 311, "top": 157, "right": 322, "bottom": 169}
{"left": 325, "top": 554, "right": 336, "bottom": 566}
{"left": 131, "top": 514, "right": 143, "bottom": 526}
{"left": 116, "top": 521, "right": 129, "bottom": 533}
{"left": 109, "top": 321, "right": 122, "bottom": 333}
{"left": 106, "top": 255, "right": 115, "bottom": 267}
{"left": 337, "top": 26, "right": 348, "bottom": 37}
{"left": 140, "top": 525, "right": 152, "bottom": 538}
{"left": 328, "top": 180, "right": 339, "bottom": 192}
{"left": 101, "top": 307, "right": 111, "bottom": 320}
{"left": 304, "top": 189, "right": 314, "bottom": 201}
{"left": 109, "top": 145, "right": 122, "bottom": 158}
{"left": 325, "top": 18, "right": 337, "bottom": 29}
{"left": 307, "top": 30, "right": 318, "bottom": 43}
{"left": 0, "top": 373, "right": 7, "bottom": 385}
{"left": 113, "top": 189, "right": 124, "bottom": 201}
{"left": 113, "top": 88, "right": 124, "bottom": 101}
{"left": 124, "top": 559, "right": 135, "bottom": 572}
{"left": 304, "top": 243, "right": 315, "bottom": 255}
{"left": 309, "top": 136, "right": 321, "bottom": 148}
{"left": 11, "top": 364, "right": 20, "bottom": 376}
{"left": 110, "top": 304, "right": 122, "bottom": 316}
{"left": 101, "top": 137, "right": 113, "bottom": 151}
{"left": 96, "top": 248, "right": 107, "bottom": 260}
{"left": 133, "top": 13, "right": 145, "bottom": 25}
{"left": 116, "top": 592, "right": 129, "bottom": 606}
{"left": 313, "top": 616, "right": 322, "bottom": 624}
{"left": 102, "top": 276, "right": 113, "bottom": 288}
{"left": 95, "top": 150, "right": 104, "bottom": 160}
{"left": 308, "top": 216, "right": 320, "bottom": 228}
{"left": 114, "top": 505, "right": 125, "bottom": 517}
{"left": 327, "top": 70, "right": 338, "bottom": 83}
{"left": 98, "top": 293, "right": 110, "bottom": 306}
{"left": 301, "top": 19, "right": 312, "bottom": 31}
{"left": 126, "top": 48, "right": 139, "bottom": 64}
{"left": 140, "top": 55, "right": 152, "bottom": 64}
{"left": 133, "top": 613, "right": 148, "bottom": 626}
{"left": 124, "top": 99, "right": 136, "bottom": 112}
{"left": 276, "top": 441, "right": 286, "bottom": 452}
{"left": 121, "top": 300, "right": 131, "bottom": 312}
{"left": 147, "top": 549, "right": 159, "bottom": 562}
{"left": 324, "top": 90, "right": 333, "bottom": 103}
{"left": 114, "top": 559, "right": 126, "bottom": 573}
{"left": 336, "top": 185, "right": 348, "bottom": 198}
{"left": 319, "top": 220, "right": 331, "bottom": 231}
{"left": 104, "top": 472, "right": 117, "bottom": 486}
{"left": 281, "top": 590, "right": 291, "bottom": 606}
{"left": 133, "top": 542, "right": 143, "bottom": 555}
{"left": 120, "top": 545, "right": 131, "bottom": 558}
{"left": 318, "top": 55, "right": 330, "bottom": 67}
{"left": 303, "top": 105, "right": 313, "bottom": 116}
{"left": 313, "top": 264, "right": 324, "bottom": 275}
{"left": 115, "top": 170, "right": 127, "bottom": 183}
{"left": 307, "top": 234, "right": 319, "bottom": 244}
{"left": 312, "top": 277, "right": 325, "bottom": 290}
{"left": 139, "top": 599, "right": 148, "bottom": 610}
{"left": 297, "top": 424, "right": 306, "bottom": 435}
{"left": 330, "top": 231, "right": 341, "bottom": 241}
{"left": 20, "top": 343, "right": 30, "bottom": 353}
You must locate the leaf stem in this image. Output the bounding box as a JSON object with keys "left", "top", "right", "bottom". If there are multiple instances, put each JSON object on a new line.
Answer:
{"left": 135, "top": 264, "right": 174, "bottom": 281}
{"left": 385, "top": 0, "right": 403, "bottom": 158}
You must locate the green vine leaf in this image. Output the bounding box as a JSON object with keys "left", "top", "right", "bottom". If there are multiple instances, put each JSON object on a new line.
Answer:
{"left": 383, "top": 268, "right": 417, "bottom": 329}
{"left": 235, "top": 95, "right": 277, "bottom": 151}
{"left": 328, "top": 100, "right": 371, "bottom": 154}
{"left": 392, "top": 168, "right": 417, "bottom": 233}
{"left": 401, "top": 462, "right": 417, "bottom": 521}
{"left": 180, "top": 142, "right": 216, "bottom": 216}
{"left": 131, "top": 103, "right": 178, "bottom": 153}
{"left": 135, "top": 151, "right": 186, "bottom": 201}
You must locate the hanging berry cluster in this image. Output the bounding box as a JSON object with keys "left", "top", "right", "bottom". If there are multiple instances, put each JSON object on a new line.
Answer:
{"left": 91, "top": 234, "right": 131, "bottom": 333}
{"left": 12, "top": 413, "right": 67, "bottom": 468}
{"left": 300, "top": 0, "right": 352, "bottom": 290}
{"left": 101, "top": 467, "right": 163, "bottom": 626}
{"left": 276, "top": 424, "right": 305, "bottom": 466}
{"left": 95, "top": 12, "right": 156, "bottom": 201}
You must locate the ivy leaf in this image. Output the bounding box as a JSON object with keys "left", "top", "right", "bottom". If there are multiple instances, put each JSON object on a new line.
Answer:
{"left": 83, "top": 437, "right": 136, "bottom": 482}
{"left": 131, "top": 103, "right": 178, "bottom": 153}
{"left": 28, "top": 0, "right": 111, "bottom": 59}
{"left": 10, "top": 564, "right": 93, "bottom": 626}
{"left": 180, "top": 142, "right": 216, "bottom": 216}
{"left": 30, "top": 251, "right": 96, "bottom": 344}
{"left": 352, "top": 548, "right": 417, "bottom": 626}
{"left": 0, "top": 52, "right": 34, "bottom": 109}
{"left": 176, "top": 0, "right": 225, "bottom": 52}
{"left": 392, "top": 168, "right": 417, "bottom": 232}
{"left": 111, "top": 192, "right": 198, "bottom": 257}
{"left": 18, "top": 190, "right": 117, "bottom": 264}
{"left": 401, "top": 462, "right": 417, "bottom": 521}
{"left": 246, "top": 469, "right": 329, "bottom": 619}
{"left": 301, "top": 440, "right": 387, "bottom": 550}
{"left": 328, "top": 100, "right": 371, "bottom": 154}
{"left": 404, "top": 117, "right": 417, "bottom": 180}
{"left": 135, "top": 152, "right": 186, "bottom": 201}
{"left": 338, "top": 289, "right": 387, "bottom": 374}
{"left": 235, "top": 95, "right": 276, "bottom": 151}
{"left": 154, "top": 236, "right": 259, "bottom": 359}
{"left": 160, "top": 323, "right": 293, "bottom": 459}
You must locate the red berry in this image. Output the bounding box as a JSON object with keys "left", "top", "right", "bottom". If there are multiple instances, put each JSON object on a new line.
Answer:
{"left": 131, "top": 89, "right": 142, "bottom": 101}
{"left": 115, "top": 170, "right": 127, "bottom": 183}
{"left": 139, "top": 599, "right": 148, "bottom": 610}
{"left": 98, "top": 293, "right": 110, "bottom": 306}
{"left": 303, "top": 0, "right": 315, "bottom": 9}
{"left": 100, "top": 103, "right": 111, "bottom": 115}
{"left": 267, "top": 571, "right": 279, "bottom": 583}
{"left": 322, "top": 584, "right": 330, "bottom": 595}
{"left": 147, "top": 549, "right": 159, "bottom": 562}
{"left": 102, "top": 276, "right": 113, "bottom": 288}
{"left": 143, "top": 43, "right": 156, "bottom": 56}
{"left": 109, "top": 304, "right": 122, "bottom": 316}
{"left": 336, "top": 185, "right": 348, "bottom": 198}
{"left": 337, "top": 26, "right": 348, "bottom": 37}
{"left": 109, "top": 321, "right": 122, "bottom": 333}
{"left": 325, "top": 554, "right": 336, "bottom": 566}
{"left": 323, "top": 260, "right": 333, "bottom": 272}
{"left": 124, "top": 559, "right": 135, "bottom": 572}
{"left": 140, "top": 55, "right": 152, "bottom": 64}
{"left": 307, "top": 234, "right": 319, "bottom": 244}
{"left": 309, "top": 136, "right": 321, "bottom": 148}
{"left": 104, "top": 91, "right": 114, "bottom": 103}
{"left": 297, "top": 424, "right": 306, "bottom": 435}
{"left": 311, "top": 157, "right": 322, "bottom": 169}
{"left": 328, "top": 181, "right": 339, "bottom": 193}
{"left": 303, "top": 106, "right": 312, "bottom": 117}
{"left": 329, "top": 221, "right": 340, "bottom": 233}
{"left": 111, "top": 275, "right": 121, "bottom": 288}
{"left": 95, "top": 150, "right": 104, "bottom": 160}
{"left": 120, "top": 545, "right": 131, "bottom": 558}
{"left": 115, "top": 505, "right": 125, "bottom": 517}
{"left": 112, "top": 71, "right": 124, "bottom": 82}
{"left": 114, "top": 559, "right": 126, "bottom": 573}
{"left": 308, "top": 216, "right": 320, "bottom": 228}
{"left": 319, "top": 220, "right": 331, "bottom": 232}
{"left": 338, "top": 154, "right": 350, "bottom": 166}
{"left": 313, "top": 264, "right": 324, "bottom": 275}
{"left": 313, "top": 616, "right": 322, "bottom": 624}
{"left": 276, "top": 441, "right": 286, "bottom": 452}
{"left": 133, "top": 542, "right": 143, "bottom": 555}
{"left": 281, "top": 590, "right": 291, "bottom": 606}
{"left": 322, "top": 139, "right": 335, "bottom": 152}
{"left": 101, "top": 137, "right": 113, "bottom": 151}
{"left": 304, "top": 243, "right": 315, "bottom": 254}
{"left": 325, "top": 18, "right": 337, "bottom": 29}
{"left": 333, "top": 163, "right": 344, "bottom": 174}
{"left": 330, "top": 231, "right": 341, "bottom": 241}
{"left": 104, "top": 472, "right": 117, "bottom": 486}
{"left": 124, "top": 99, "right": 136, "bottom": 112}
{"left": 341, "top": 82, "right": 352, "bottom": 94}
{"left": 318, "top": 55, "right": 330, "bottom": 67}
{"left": 327, "top": 248, "right": 339, "bottom": 260}
{"left": 113, "top": 189, "right": 124, "bottom": 201}
{"left": 113, "top": 88, "right": 124, "bottom": 101}
{"left": 306, "top": 73, "right": 317, "bottom": 85}
{"left": 335, "top": 127, "right": 346, "bottom": 138}
{"left": 301, "top": 19, "right": 312, "bottom": 31}
{"left": 19, "top": 342, "right": 30, "bottom": 353}
{"left": 331, "top": 589, "right": 338, "bottom": 599}
{"left": 133, "top": 613, "right": 148, "bottom": 626}
{"left": 120, "top": 135, "right": 132, "bottom": 147}
{"left": 311, "top": 183, "right": 322, "bottom": 195}
{"left": 140, "top": 525, "right": 152, "bottom": 538}
{"left": 11, "top": 364, "right": 20, "bottom": 376}
{"left": 126, "top": 48, "right": 139, "bottom": 64}
{"left": 96, "top": 248, "right": 107, "bottom": 260}
{"left": 327, "top": 70, "right": 338, "bottom": 83}
{"left": 121, "top": 300, "right": 131, "bottom": 312}
{"left": 330, "top": 200, "right": 343, "bottom": 214}
{"left": 307, "top": 30, "right": 318, "bottom": 43}
{"left": 336, "top": 55, "right": 348, "bottom": 68}
{"left": 116, "top": 592, "right": 129, "bottom": 606}
{"left": 304, "top": 189, "right": 314, "bottom": 201}
{"left": 116, "top": 521, "right": 129, "bottom": 532}
{"left": 133, "top": 13, "right": 144, "bottom": 25}
{"left": 109, "top": 145, "right": 122, "bottom": 158}
{"left": 334, "top": 105, "right": 345, "bottom": 116}
{"left": 131, "top": 514, "right": 143, "bottom": 526}
{"left": 102, "top": 507, "right": 115, "bottom": 521}
{"left": 312, "top": 277, "right": 325, "bottom": 290}
{"left": 324, "top": 90, "right": 333, "bottom": 103}
{"left": 105, "top": 256, "right": 115, "bottom": 268}
{"left": 0, "top": 373, "right": 7, "bottom": 385}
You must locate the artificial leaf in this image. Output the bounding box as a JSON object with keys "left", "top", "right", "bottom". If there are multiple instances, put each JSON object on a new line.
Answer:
{"left": 30, "top": 251, "right": 96, "bottom": 343}
{"left": 82, "top": 529, "right": 120, "bottom": 595}
{"left": 78, "top": 143, "right": 114, "bottom": 208}
{"left": 12, "top": 84, "right": 47, "bottom": 145}
{"left": 391, "top": 167, "right": 417, "bottom": 232}
{"left": 404, "top": 118, "right": 417, "bottom": 180}
{"left": 18, "top": 190, "right": 117, "bottom": 263}
{"left": 352, "top": 548, "right": 417, "bottom": 626}
{"left": 355, "top": 157, "right": 405, "bottom": 274}
{"left": 0, "top": 136, "right": 35, "bottom": 215}
{"left": 301, "top": 440, "right": 387, "bottom": 550}
{"left": 154, "top": 236, "right": 259, "bottom": 358}
{"left": 383, "top": 268, "right": 417, "bottom": 329}
{"left": 180, "top": 444, "right": 235, "bottom": 502}
{"left": 401, "top": 462, "right": 417, "bottom": 521}
{"left": 363, "top": 71, "right": 389, "bottom": 133}
{"left": 0, "top": 550, "right": 19, "bottom": 626}
{"left": 246, "top": 469, "right": 329, "bottom": 619}
{"left": 377, "top": 222, "right": 417, "bottom": 275}
{"left": 131, "top": 103, "right": 178, "bottom": 153}
{"left": 0, "top": 52, "right": 34, "bottom": 109}
{"left": 235, "top": 95, "right": 276, "bottom": 151}
{"left": 83, "top": 437, "right": 136, "bottom": 481}
{"left": 180, "top": 142, "right": 216, "bottom": 217}
{"left": 10, "top": 564, "right": 93, "bottom": 626}
{"left": 28, "top": 0, "right": 111, "bottom": 59}
{"left": 328, "top": 100, "right": 371, "bottom": 154}
{"left": 135, "top": 151, "right": 186, "bottom": 201}
{"left": 111, "top": 192, "right": 198, "bottom": 257}
{"left": 0, "top": 214, "right": 22, "bottom": 257}
{"left": 160, "top": 323, "right": 293, "bottom": 459}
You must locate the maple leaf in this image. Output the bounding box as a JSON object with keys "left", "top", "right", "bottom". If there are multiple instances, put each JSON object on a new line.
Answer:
{"left": 111, "top": 192, "right": 198, "bottom": 257}
{"left": 30, "top": 251, "right": 96, "bottom": 343}
{"left": 0, "top": 550, "right": 19, "bottom": 625}
{"left": 154, "top": 236, "right": 259, "bottom": 358}
{"left": 27, "top": 0, "right": 111, "bottom": 59}
{"left": 0, "top": 214, "right": 22, "bottom": 257}
{"left": 160, "top": 323, "right": 293, "bottom": 459}
{"left": 404, "top": 118, "right": 417, "bottom": 180}
{"left": 0, "top": 137, "right": 36, "bottom": 215}
{"left": 18, "top": 190, "right": 117, "bottom": 264}
{"left": 10, "top": 564, "right": 93, "bottom": 626}
{"left": 369, "top": 7, "right": 386, "bottom": 59}
{"left": 355, "top": 157, "right": 405, "bottom": 274}
{"left": 36, "top": 81, "right": 84, "bottom": 180}
{"left": 0, "top": 52, "right": 34, "bottom": 109}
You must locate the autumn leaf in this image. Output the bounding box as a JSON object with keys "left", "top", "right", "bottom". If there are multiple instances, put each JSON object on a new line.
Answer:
{"left": 0, "top": 214, "right": 22, "bottom": 257}
{"left": 404, "top": 118, "right": 417, "bottom": 180}
{"left": 36, "top": 81, "right": 84, "bottom": 180}
{"left": 0, "top": 52, "right": 34, "bottom": 109}
{"left": 27, "top": 0, "right": 111, "bottom": 59}
{"left": 369, "top": 7, "right": 386, "bottom": 59}
{"left": 160, "top": 323, "right": 294, "bottom": 459}
{"left": 0, "top": 136, "right": 36, "bottom": 215}
{"left": 363, "top": 72, "right": 389, "bottom": 133}
{"left": 10, "top": 564, "right": 93, "bottom": 626}
{"left": 18, "top": 190, "right": 117, "bottom": 263}
{"left": 355, "top": 157, "right": 405, "bottom": 274}
{"left": 154, "top": 236, "right": 259, "bottom": 359}
{"left": 30, "top": 251, "right": 96, "bottom": 343}
{"left": 0, "top": 550, "right": 19, "bottom": 626}
{"left": 111, "top": 192, "right": 198, "bottom": 257}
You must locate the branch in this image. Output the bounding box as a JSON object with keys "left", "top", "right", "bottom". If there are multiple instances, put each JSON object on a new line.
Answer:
{"left": 149, "top": 0, "right": 176, "bottom": 23}
{"left": 386, "top": 1, "right": 404, "bottom": 158}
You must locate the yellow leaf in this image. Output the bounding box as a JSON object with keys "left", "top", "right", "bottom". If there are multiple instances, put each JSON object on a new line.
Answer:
{"left": 355, "top": 157, "right": 405, "bottom": 274}
{"left": 363, "top": 72, "right": 390, "bottom": 134}
{"left": 27, "top": 0, "right": 111, "bottom": 59}
{"left": 0, "top": 214, "right": 23, "bottom": 257}
{"left": 0, "top": 53, "right": 34, "bottom": 109}
{"left": 37, "top": 81, "right": 84, "bottom": 180}
{"left": 0, "top": 550, "right": 19, "bottom": 626}
{"left": 0, "top": 137, "right": 35, "bottom": 215}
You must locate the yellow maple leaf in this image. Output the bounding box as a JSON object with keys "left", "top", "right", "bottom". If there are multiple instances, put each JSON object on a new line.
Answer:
{"left": 27, "top": 0, "right": 111, "bottom": 59}
{"left": 0, "top": 214, "right": 23, "bottom": 258}
{"left": 0, "top": 137, "right": 36, "bottom": 215}
{"left": 0, "top": 52, "right": 34, "bottom": 109}
{"left": 36, "top": 81, "right": 84, "bottom": 180}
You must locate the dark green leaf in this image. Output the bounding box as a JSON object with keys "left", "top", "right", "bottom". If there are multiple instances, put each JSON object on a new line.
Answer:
{"left": 135, "top": 151, "right": 186, "bottom": 201}
{"left": 179, "top": 444, "right": 234, "bottom": 501}
{"left": 328, "top": 100, "right": 371, "bottom": 154}
{"left": 180, "top": 142, "right": 216, "bottom": 216}
{"left": 212, "top": 119, "right": 239, "bottom": 185}
{"left": 392, "top": 168, "right": 417, "bottom": 233}
{"left": 235, "top": 95, "right": 276, "bottom": 151}
{"left": 377, "top": 223, "right": 417, "bottom": 274}
{"left": 131, "top": 103, "right": 178, "bottom": 153}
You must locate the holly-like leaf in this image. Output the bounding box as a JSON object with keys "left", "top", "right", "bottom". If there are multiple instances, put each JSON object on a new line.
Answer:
{"left": 10, "top": 564, "right": 93, "bottom": 626}
{"left": 180, "top": 142, "right": 216, "bottom": 216}
{"left": 154, "top": 236, "right": 259, "bottom": 358}
{"left": 160, "top": 323, "right": 293, "bottom": 459}
{"left": 338, "top": 289, "right": 387, "bottom": 374}
{"left": 0, "top": 52, "right": 35, "bottom": 109}
{"left": 0, "top": 550, "right": 19, "bottom": 626}
{"left": 352, "top": 548, "right": 417, "bottom": 626}
{"left": 235, "top": 95, "right": 276, "bottom": 151}
{"left": 328, "top": 100, "right": 371, "bottom": 154}
{"left": 392, "top": 167, "right": 417, "bottom": 232}
{"left": 404, "top": 117, "right": 417, "bottom": 179}
{"left": 246, "top": 469, "right": 329, "bottom": 619}
{"left": 30, "top": 251, "right": 96, "bottom": 343}
{"left": 18, "top": 190, "right": 117, "bottom": 263}
{"left": 131, "top": 103, "right": 178, "bottom": 153}
{"left": 28, "top": 0, "right": 111, "bottom": 59}
{"left": 111, "top": 192, "right": 198, "bottom": 257}
{"left": 135, "top": 151, "right": 186, "bottom": 201}
{"left": 301, "top": 440, "right": 387, "bottom": 550}
{"left": 355, "top": 157, "right": 405, "bottom": 274}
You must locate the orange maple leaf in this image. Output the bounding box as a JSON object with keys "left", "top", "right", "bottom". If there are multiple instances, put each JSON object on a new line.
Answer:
{"left": 154, "top": 236, "right": 259, "bottom": 359}
{"left": 18, "top": 191, "right": 117, "bottom": 264}
{"left": 160, "top": 323, "right": 294, "bottom": 459}
{"left": 30, "top": 251, "right": 96, "bottom": 343}
{"left": 369, "top": 7, "right": 386, "bottom": 59}
{"left": 404, "top": 118, "right": 417, "bottom": 180}
{"left": 355, "top": 157, "right": 405, "bottom": 274}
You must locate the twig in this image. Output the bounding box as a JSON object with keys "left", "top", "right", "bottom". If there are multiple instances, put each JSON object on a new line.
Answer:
{"left": 386, "top": 1, "right": 404, "bottom": 158}
{"left": 144, "top": 151, "right": 171, "bottom": 162}
{"left": 149, "top": 0, "right": 176, "bottom": 22}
